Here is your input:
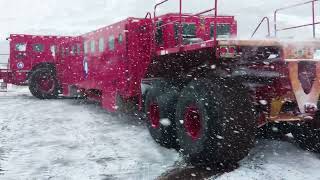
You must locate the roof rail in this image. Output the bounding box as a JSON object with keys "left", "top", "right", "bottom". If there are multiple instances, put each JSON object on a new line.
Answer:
{"left": 274, "top": 0, "right": 319, "bottom": 38}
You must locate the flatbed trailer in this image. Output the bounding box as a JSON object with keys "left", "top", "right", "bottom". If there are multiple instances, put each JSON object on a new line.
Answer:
{"left": 4, "top": 0, "right": 320, "bottom": 165}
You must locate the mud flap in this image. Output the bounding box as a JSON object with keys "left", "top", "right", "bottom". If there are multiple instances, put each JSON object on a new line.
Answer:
{"left": 101, "top": 90, "right": 117, "bottom": 112}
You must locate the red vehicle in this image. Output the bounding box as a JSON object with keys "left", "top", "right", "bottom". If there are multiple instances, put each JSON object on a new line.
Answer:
{"left": 53, "top": 14, "right": 237, "bottom": 106}
{"left": 0, "top": 34, "right": 72, "bottom": 91}
{"left": 4, "top": 0, "right": 320, "bottom": 165}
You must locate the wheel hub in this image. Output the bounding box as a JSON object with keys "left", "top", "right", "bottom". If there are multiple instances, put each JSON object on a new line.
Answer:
{"left": 184, "top": 105, "right": 201, "bottom": 140}
{"left": 148, "top": 103, "right": 160, "bottom": 129}
{"left": 36, "top": 74, "right": 55, "bottom": 93}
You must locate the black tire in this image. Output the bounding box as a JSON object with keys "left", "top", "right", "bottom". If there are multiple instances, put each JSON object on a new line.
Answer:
{"left": 144, "top": 79, "right": 179, "bottom": 149}
{"left": 29, "top": 68, "right": 59, "bottom": 99}
{"left": 292, "top": 124, "right": 320, "bottom": 153}
{"left": 175, "top": 78, "right": 256, "bottom": 165}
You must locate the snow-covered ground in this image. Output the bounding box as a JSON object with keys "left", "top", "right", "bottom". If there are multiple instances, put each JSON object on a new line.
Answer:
{"left": 214, "top": 140, "right": 320, "bottom": 180}
{"left": 1, "top": 86, "right": 320, "bottom": 180}
{"left": 0, "top": 86, "right": 179, "bottom": 180}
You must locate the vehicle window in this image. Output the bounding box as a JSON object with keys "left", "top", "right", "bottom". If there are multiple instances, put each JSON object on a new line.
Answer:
{"left": 77, "top": 44, "right": 81, "bottom": 55}
{"left": 174, "top": 23, "right": 179, "bottom": 40}
{"left": 118, "top": 33, "right": 123, "bottom": 44}
{"left": 109, "top": 35, "right": 115, "bottom": 51}
{"left": 155, "top": 21, "right": 163, "bottom": 45}
{"left": 32, "top": 44, "right": 44, "bottom": 52}
{"left": 61, "top": 47, "right": 65, "bottom": 57}
{"left": 55, "top": 45, "right": 59, "bottom": 54}
{"left": 65, "top": 48, "right": 70, "bottom": 56}
{"left": 84, "top": 41, "right": 88, "bottom": 54}
{"left": 99, "top": 37, "right": 104, "bottom": 52}
{"left": 71, "top": 45, "right": 76, "bottom": 56}
{"left": 210, "top": 24, "right": 231, "bottom": 38}
{"left": 50, "top": 45, "right": 56, "bottom": 57}
{"left": 90, "top": 40, "right": 95, "bottom": 53}
{"left": 174, "top": 23, "right": 196, "bottom": 39}
{"left": 15, "top": 43, "right": 27, "bottom": 52}
{"left": 182, "top": 23, "right": 196, "bottom": 38}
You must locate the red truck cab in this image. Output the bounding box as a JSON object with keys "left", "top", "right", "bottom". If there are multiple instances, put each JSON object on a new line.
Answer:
{"left": 0, "top": 34, "right": 72, "bottom": 87}
{"left": 154, "top": 13, "right": 237, "bottom": 50}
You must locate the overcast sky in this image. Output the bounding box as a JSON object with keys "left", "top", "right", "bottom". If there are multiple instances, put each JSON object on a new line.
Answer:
{"left": 0, "top": 0, "right": 319, "bottom": 54}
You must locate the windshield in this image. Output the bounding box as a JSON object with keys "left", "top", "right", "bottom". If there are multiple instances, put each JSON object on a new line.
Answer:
{"left": 210, "top": 24, "right": 231, "bottom": 38}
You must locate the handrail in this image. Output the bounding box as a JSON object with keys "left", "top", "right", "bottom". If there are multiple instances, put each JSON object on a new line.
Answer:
{"left": 154, "top": 0, "right": 169, "bottom": 21}
{"left": 145, "top": 12, "right": 152, "bottom": 19}
{"left": 251, "top": 17, "right": 270, "bottom": 38}
{"left": 153, "top": 0, "right": 183, "bottom": 47}
{"left": 194, "top": 8, "right": 215, "bottom": 16}
{"left": 213, "top": 0, "right": 218, "bottom": 48}
{"left": 274, "top": 0, "right": 319, "bottom": 38}
{"left": 156, "top": 7, "right": 215, "bottom": 29}
{"left": 153, "top": 0, "right": 218, "bottom": 50}
{"left": 153, "top": 0, "right": 182, "bottom": 45}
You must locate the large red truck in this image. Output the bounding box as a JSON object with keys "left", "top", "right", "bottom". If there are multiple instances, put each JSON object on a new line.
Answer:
{"left": 0, "top": 34, "right": 73, "bottom": 91}
{"left": 3, "top": 0, "right": 320, "bottom": 165}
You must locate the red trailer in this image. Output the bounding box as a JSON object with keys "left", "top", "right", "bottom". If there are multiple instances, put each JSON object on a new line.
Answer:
{"left": 51, "top": 14, "right": 237, "bottom": 109}
{"left": 6, "top": 0, "right": 320, "bottom": 165}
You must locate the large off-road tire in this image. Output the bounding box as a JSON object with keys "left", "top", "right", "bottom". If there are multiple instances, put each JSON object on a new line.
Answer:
{"left": 145, "top": 79, "right": 179, "bottom": 149}
{"left": 29, "top": 68, "right": 59, "bottom": 99}
{"left": 292, "top": 123, "right": 320, "bottom": 153}
{"left": 175, "top": 78, "right": 256, "bottom": 165}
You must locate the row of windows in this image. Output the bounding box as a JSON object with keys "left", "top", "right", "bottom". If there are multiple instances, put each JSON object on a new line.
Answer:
{"left": 58, "top": 44, "right": 82, "bottom": 57}
{"left": 156, "top": 22, "right": 232, "bottom": 45}
{"left": 15, "top": 43, "right": 45, "bottom": 53}
{"left": 14, "top": 33, "right": 125, "bottom": 56}
{"left": 84, "top": 33, "right": 123, "bottom": 54}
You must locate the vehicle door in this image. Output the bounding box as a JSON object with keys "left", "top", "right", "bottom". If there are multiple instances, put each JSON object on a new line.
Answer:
{"left": 9, "top": 36, "right": 30, "bottom": 71}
